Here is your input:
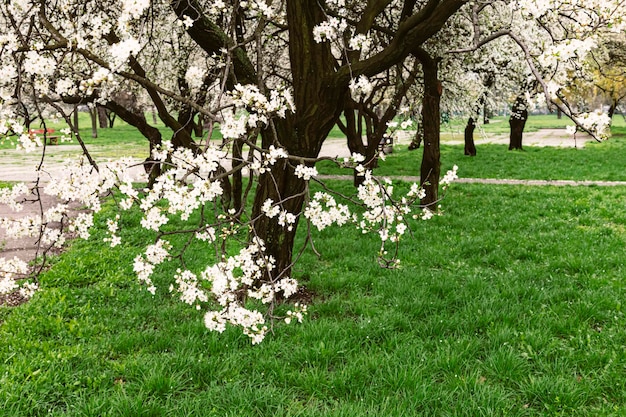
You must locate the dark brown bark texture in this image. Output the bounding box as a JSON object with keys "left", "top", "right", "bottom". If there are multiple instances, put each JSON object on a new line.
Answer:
{"left": 509, "top": 100, "right": 527, "bottom": 150}
{"left": 415, "top": 49, "right": 441, "bottom": 208}
{"left": 464, "top": 117, "right": 476, "bottom": 156}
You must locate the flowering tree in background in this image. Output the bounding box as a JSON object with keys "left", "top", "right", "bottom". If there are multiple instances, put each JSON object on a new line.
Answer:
{"left": 0, "top": 0, "right": 624, "bottom": 342}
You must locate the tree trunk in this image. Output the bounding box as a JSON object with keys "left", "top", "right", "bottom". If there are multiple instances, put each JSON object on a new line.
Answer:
{"left": 340, "top": 108, "right": 379, "bottom": 186}
{"left": 251, "top": 160, "right": 307, "bottom": 277}
{"left": 108, "top": 113, "right": 116, "bottom": 128}
{"left": 248, "top": 0, "right": 346, "bottom": 279}
{"left": 464, "top": 117, "right": 476, "bottom": 156}
{"left": 416, "top": 49, "right": 441, "bottom": 208}
{"left": 608, "top": 100, "right": 618, "bottom": 121}
{"left": 195, "top": 114, "right": 204, "bottom": 137}
{"left": 509, "top": 99, "right": 528, "bottom": 150}
{"left": 89, "top": 107, "right": 98, "bottom": 138}
{"left": 97, "top": 106, "right": 108, "bottom": 128}
{"left": 105, "top": 100, "right": 163, "bottom": 183}
{"left": 73, "top": 105, "right": 79, "bottom": 130}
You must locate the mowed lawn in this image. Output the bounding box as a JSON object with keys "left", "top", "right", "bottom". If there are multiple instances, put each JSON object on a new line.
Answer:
{"left": 2, "top": 116, "right": 626, "bottom": 416}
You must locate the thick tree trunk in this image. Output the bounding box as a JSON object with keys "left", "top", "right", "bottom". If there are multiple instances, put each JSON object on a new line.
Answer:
{"left": 508, "top": 100, "right": 527, "bottom": 150}
{"left": 248, "top": 0, "right": 346, "bottom": 279}
{"left": 508, "top": 117, "right": 526, "bottom": 150}
{"left": 251, "top": 161, "right": 307, "bottom": 277}
{"left": 464, "top": 117, "right": 476, "bottom": 156}
{"left": 416, "top": 50, "right": 441, "bottom": 208}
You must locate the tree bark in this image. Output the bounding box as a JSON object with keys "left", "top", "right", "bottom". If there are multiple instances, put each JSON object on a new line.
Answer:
{"left": 89, "top": 107, "right": 98, "bottom": 138}
{"left": 97, "top": 106, "right": 108, "bottom": 128}
{"left": 464, "top": 117, "right": 476, "bottom": 156}
{"left": 249, "top": 0, "right": 346, "bottom": 278}
{"left": 415, "top": 49, "right": 441, "bottom": 208}
{"left": 73, "top": 105, "right": 79, "bottom": 130}
{"left": 509, "top": 99, "right": 527, "bottom": 150}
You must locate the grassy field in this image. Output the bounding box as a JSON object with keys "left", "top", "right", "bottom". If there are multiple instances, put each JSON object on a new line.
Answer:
{"left": 319, "top": 117, "right": 626, "bottom": 181}
{"left": 2, "top": 116, "right": 626, "bottom": 416}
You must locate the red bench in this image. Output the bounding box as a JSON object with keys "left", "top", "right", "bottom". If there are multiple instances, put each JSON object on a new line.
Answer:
{"left": 28, "top": 129, "right": 59, "bottom": 145}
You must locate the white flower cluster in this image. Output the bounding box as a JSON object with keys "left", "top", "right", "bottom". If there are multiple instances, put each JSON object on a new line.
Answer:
{"left": 185, "top": 65, "right": 206, "bottom": 91}
{"left": 357, "top": 173, "right": 411, "bottom": 244}
{"left": 79, "top": 68, "right": 115, "bottom": 97}
{"left": 312, "top": 17, "right": 348, "bottom": 43}
{"left": 249, "top": 145, "right": 288, "bottom": 174}
{"left": 23, "top": 51, "right": 56, "bottom": 78}
{"left": 574, "top": 111, "right": 612, "bottom": 140}
{"left": 104, "top": 215, "right": 121, "bottom": 247}
{"left": 349, "top": 75, "right": 374, "bottom": 102}
{"left": 221, "top": 85, "right": 294, "bottom": 139}
{"left": 170, "top": 269, "right": 209, "bottom": 307}
{"left": 0, "top": 257, "right": 29, "bottom": 296}
{"left": 240, "top": 0, "right": 274, "bottom": 19}
{"left": 440, "top": 165, "right": 459, "bottom": 190}
{"left": 120, "top": 0, "right": 150, "bottom": 21}
{"left": 196, "top": 238, "right": 302, "bottom": 344}
{"left": 109, "top": 37, "right": 142, "bottom": 68}
{"left": 348, "top": 33, "right": 372, "bottom": 59}
{"left": 304, "top": 192, "right": 351, "bottom": 231}
{"left": 294, "top": 164, "right": 318, "bottom": 180}
{"left": 133, "top": 240, "right": 171, "bottom": 295}
{"left": 325, "top": 0, "right": 346, "bottom": 7}
{"left": 538, "top": 39, "right": 596, "bottom": 72}
{"left": 0, "top": 182, "right": 27, "bottom": 212}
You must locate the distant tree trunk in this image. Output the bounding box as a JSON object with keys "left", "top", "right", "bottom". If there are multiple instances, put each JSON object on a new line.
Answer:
{"left": 106, "top": 100, "right": 163, "bottom": 184}
{"left": 415, "top": 49, "right": 441, "bottom": 207}
{"left": 231, "top": 137, "right": 245, "bottom": 212}
{"left": 195, "top": 114, "right": 204, "bottom": 137}
{"left": 97, "top": 106, "right": 108, "bottom": 128}
{"left": 340, "top": 107, "right": 379, "bottom": 187}
{"left": 408, "top": 126, "right": 422, "bottom": 150}
{"left": 509, "top": 98, "right": 528, "bottom": 150}
{"left": 464, "top": 117, "right": 476, "bottom": 156}
{"left": 89, "top": 107, "right": 98, "bottom": 138}
{"left": 73, "top": 105, "right": 79, "bottom": 130}
{"left": 107, "top": 113, "right": 116, "bottom": 128}
{"left": 608, "top": 100, "right": 619, "bottom": 120}
{"left": 557, "top": 107, "right": 562, "bottom": 119}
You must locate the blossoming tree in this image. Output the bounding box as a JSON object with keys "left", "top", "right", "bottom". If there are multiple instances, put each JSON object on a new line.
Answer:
{"left": 0, "top": 0, "right": 623, "bottom": 342}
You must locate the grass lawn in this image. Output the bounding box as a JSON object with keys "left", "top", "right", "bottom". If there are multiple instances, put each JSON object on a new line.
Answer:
{"left": 319, "top": 117, "right": 626, "bottom": 182}
{"left": 2, "top": 116, "right": 626, "bottom": 416}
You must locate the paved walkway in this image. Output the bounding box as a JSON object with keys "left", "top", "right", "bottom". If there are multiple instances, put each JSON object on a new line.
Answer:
{"left": 317, "top": 175, "right": 626, "bottom": 187}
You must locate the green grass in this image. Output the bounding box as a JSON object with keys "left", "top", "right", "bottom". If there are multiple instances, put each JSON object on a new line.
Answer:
{"left": 318, "top": 117, "right": 626, "bottom": 181}
{"left": 3, "top": 115, "right": 626, "bottom": 415}
{"left": 2, "top": 182, "right": 626, "bottom": 416}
